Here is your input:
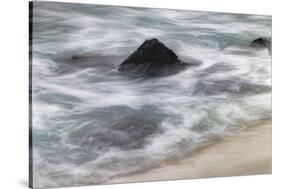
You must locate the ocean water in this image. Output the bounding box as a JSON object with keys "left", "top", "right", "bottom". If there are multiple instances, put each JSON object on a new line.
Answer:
{"left": 30, "top": 1, "right": 272, "bottom": 188}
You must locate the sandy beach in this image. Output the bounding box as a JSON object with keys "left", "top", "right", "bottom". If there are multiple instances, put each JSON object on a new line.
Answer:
{"left": 109, "top": 122, "right": 272, "bottom": 184}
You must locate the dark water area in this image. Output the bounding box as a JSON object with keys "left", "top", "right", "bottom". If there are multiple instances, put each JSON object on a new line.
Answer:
{"left": 31, "top": 1, "right": 271, "bottom": 188}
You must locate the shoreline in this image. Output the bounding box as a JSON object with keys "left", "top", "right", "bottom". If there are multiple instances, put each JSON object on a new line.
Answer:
{"left": 109, "top": 122, "right": 272, "bottom": 184}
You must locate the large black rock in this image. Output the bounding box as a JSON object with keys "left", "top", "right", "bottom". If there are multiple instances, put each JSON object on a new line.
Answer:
{"left": 250, "top": 37, "right": 271, "bottom": 49}
{"left": 118, "top": 38, "right": 189, "bottom": 77}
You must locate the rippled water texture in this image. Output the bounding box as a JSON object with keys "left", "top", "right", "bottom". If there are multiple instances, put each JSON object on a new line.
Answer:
{"left": 30, "top": 1, "right": 271, "bottom": 188}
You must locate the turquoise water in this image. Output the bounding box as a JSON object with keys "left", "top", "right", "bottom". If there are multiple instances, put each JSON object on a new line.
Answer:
{"left": 31, "top": 1, "right": 271, "bottom": 188}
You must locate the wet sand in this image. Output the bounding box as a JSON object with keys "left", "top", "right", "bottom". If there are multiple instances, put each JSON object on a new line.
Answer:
{"left": 109, "top": 122, "right": 272, "bottom": 184}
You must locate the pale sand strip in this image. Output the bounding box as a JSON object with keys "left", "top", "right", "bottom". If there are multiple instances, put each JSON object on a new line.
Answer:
{"left": 109, "top": 123, "right": 272, "bottom": 183}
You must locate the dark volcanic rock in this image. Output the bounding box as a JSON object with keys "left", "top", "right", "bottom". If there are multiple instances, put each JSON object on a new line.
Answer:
{"left": 118, "top": 38, "right": 189, "bottom": 77}
{"left": 250, "top": 37, "right": 271, "bottom": 50}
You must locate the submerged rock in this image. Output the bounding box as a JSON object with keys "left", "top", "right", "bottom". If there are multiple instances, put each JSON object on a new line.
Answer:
{"left": 79, "top": 105, "right": 166, "bottom": 150}
{"left": 81, "top": 113, "right": 162, "bottom": 150}
{"left": 118, "top": 38, "right": 189, "bottom": 77}
{"left": 193, "top": 79, "right": 271, "bottom": 96}
{"left": 250, "top": 37, "right": 271, "bottom": 49}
